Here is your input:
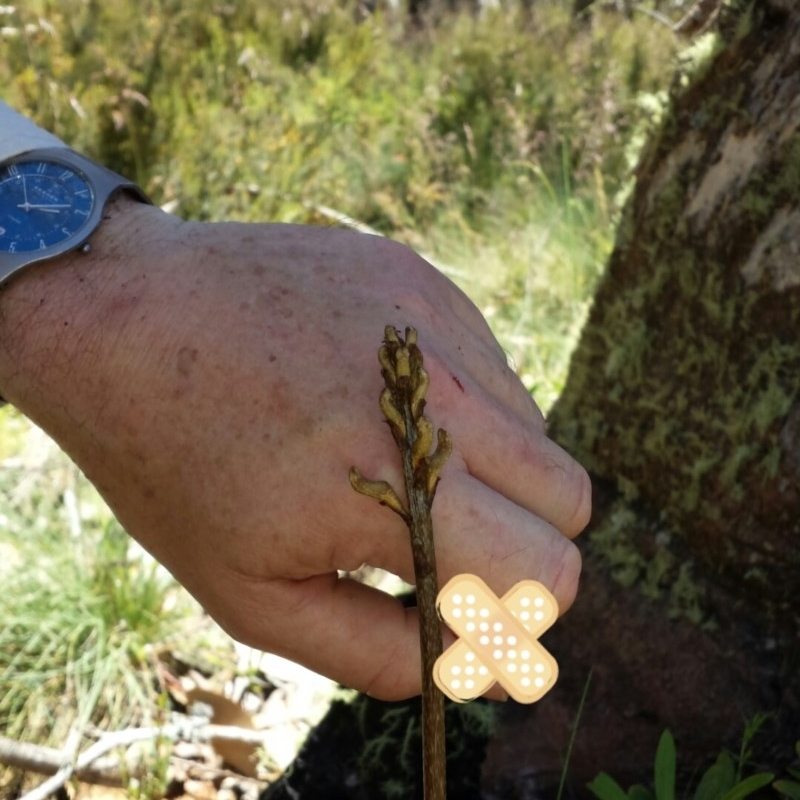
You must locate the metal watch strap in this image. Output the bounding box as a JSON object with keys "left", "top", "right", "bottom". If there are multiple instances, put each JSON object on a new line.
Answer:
{"left": 0, "top": 101, "right": 69, "bottom": 161}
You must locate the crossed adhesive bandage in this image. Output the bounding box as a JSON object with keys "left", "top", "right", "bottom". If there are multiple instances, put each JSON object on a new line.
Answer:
{"left": 433, "top": 574, "right": 559, "bottom": 704}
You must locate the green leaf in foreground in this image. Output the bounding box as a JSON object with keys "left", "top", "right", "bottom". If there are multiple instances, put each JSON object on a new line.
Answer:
{"left": 716, "top": 773, "right": 775, "bottom": 800}
{"left": 629, "top": 784, "right": 655, "bottom": 800}
{"left": 588, "top": 772, "right": 630, "bottom": 800}
{"left": 774, "top": 779, "right": 800, "bottom": 800}
{"left": 587, "top": 724, "right": 784, "bottom": 800}
{"left": 654, "top": 730, "right": 677, "bottom": 800}
{"left": 694, "top": 753, "right": 736, "bottom": 800}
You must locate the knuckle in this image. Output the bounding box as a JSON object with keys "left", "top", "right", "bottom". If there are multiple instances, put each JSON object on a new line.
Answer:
{"left": 550, "top": 540, "right": 582, "bottom": 613}
{"left": 362, "top": 619, "right": 421, "bottom": 701}
{"left": 364, "top": 656, "right": 414, "bottom": 701}
{"left": 565, "top": 462, "right": 593, "bottom": 536}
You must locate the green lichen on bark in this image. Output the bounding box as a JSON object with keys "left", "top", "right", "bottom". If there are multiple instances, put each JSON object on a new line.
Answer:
{"left": 548, "top": 1, "right": 800, "bottom": 622}
{"left": 587, "top": 499, "right": 713, "bottom": 628}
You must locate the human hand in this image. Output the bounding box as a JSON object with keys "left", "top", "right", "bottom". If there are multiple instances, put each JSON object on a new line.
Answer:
{"left": 0, "top": 199, "right": 590, "bottom": 700}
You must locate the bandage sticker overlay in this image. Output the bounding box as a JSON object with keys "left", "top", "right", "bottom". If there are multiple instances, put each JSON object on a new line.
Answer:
{"left": 433, "top": 574, "right": 559, "bottom": 704}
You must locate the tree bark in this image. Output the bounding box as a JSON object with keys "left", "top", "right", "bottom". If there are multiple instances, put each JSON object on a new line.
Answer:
{"left": 483, "top": 0, "right": 800, "bottom": 792}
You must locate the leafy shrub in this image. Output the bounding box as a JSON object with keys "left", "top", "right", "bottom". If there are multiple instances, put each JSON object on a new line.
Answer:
{"left": 588, "top": 726, "right": 794, "bottom": 800}
{"left": 1, "top": 0, "right": 675, "bottom": 236}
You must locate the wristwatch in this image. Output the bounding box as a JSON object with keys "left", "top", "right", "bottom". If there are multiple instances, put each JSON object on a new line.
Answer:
{"left": 0, "top": 102, "right": 151, "bottom": 405}
{"left": 0, "top": 147, "right": 150, "bottom": 286}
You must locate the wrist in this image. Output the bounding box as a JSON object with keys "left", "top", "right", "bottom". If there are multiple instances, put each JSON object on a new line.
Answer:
{"left": 0, "top": 195, "right": 181, "bottom": 422}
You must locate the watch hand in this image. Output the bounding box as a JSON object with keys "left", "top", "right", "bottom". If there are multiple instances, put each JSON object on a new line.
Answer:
{"left": 17, "top": 202, "right": 72, "bottom": 211}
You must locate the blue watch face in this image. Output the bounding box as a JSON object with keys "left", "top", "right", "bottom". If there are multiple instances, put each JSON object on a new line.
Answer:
{"left": 0, "top": 159, "right": 95, "bottom": 254}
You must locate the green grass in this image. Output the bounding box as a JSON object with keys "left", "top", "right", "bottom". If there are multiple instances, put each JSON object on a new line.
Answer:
{"left": 0, "top": 424, "right": 185, "bottom": 747}
{"left": 429, "top": 167, "right": 613, "bottom": 411}
{"left": 0, "top": 414, "right": 240, "bottom": 797}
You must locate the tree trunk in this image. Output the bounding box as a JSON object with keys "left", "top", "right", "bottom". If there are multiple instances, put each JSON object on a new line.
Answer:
{"left": 483, "top": 0, "right": 800, "bottom": 792}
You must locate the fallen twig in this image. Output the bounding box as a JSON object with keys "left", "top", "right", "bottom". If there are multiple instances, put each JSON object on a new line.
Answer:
{"left": 0, "top": 735, "right": 122, "bottom": 787}
{"left": 1, "top": 721, "right": 274, "bottom": 800}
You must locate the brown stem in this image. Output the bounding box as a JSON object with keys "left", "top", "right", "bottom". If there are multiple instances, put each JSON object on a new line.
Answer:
{"left": 400, "top": 407, "right": 446, "bottom": 800}
{"left": 351, "top": 326, "right": 451, "bottom": 800}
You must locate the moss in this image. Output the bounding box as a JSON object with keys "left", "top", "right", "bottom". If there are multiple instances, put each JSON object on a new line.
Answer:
{"left": 549, "top": 2, "right": 800, "bottom": 617}
{"left": 590, "top": 506, "right": 644, "bottom": 588}
{"left": 587, "top": 499, "right": 713, "bottom": 628}
{"left": 669, "top": 562, "right": 710, "bottom": 626}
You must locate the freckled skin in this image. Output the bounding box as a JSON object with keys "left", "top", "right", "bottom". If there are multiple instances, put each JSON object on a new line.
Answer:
{"left": 0, "top": 198, "right": 590, "bottom": 701}
{"left": 176, "top": 346, "right": 198, "bottom": 378}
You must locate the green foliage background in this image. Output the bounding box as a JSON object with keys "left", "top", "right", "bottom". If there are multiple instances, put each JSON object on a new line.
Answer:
{"left": 4, "top": 0, "right": 671, "bottom": 226}
{"left": 1, "top": 0, "right": 677, "bottom": 404}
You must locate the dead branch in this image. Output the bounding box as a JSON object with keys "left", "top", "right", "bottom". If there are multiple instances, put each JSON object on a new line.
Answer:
{"left": 0, "top": 735, "right": 122, "bottom": 787}
{"left": 1, "top": 722, "right": 273, "bottom": 800}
